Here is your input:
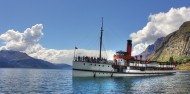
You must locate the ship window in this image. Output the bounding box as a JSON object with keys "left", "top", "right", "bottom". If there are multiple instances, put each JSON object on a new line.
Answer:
{"left": 83, "top": 63, "right": 85, "bottom": 65}
{"left": 99, "top": 65, "right": 100, "bottom": 66}
{"left": 90, "top": 64, "right": 92, "bottom": 65}
{"left": 95, "top": 64, "right": 96, "bottom": 66}
{"left": 108, "top": 66, "right": 109, "bottom": 67}
{"left": 102, "top": 65, "right": 104, "bottom": 67}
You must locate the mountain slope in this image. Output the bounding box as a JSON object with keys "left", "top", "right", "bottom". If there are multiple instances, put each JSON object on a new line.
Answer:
{"left": 150, "top": 21, "right": 190, "bottom": 62}
{"left": 140, "top": 37, "right": 164, "bottom": 59}
{"left": 0, "top": 50, "right": 71, "bottom": 69}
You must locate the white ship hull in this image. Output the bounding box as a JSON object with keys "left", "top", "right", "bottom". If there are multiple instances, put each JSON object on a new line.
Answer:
{"left": 73, "top": 70, "right": 176, "bottom": 77}
{"left": 72, "top": 61, "right": 176, "bottom": 77}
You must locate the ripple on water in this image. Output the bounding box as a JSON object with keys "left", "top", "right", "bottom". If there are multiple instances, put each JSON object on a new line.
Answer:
{"left": 0, "top": 69, "right": 190, "bottom": 94}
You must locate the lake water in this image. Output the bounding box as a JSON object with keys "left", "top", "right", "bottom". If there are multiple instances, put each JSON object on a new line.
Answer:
{"left": 0, "top": 69, "right": 190, "bottom": 94}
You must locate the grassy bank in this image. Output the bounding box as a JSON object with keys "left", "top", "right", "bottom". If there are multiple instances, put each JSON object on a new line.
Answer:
{"left": 176, "top": 62, "right": 190, "bottom": 71}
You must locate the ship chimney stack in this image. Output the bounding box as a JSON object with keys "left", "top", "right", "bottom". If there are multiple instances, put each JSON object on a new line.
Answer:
{"left": 140, "top": 55, "right": 142, "bottom": 61}
{"left": 126, "top": 40, "right": 132, "bottom": 59}
{"left": 135, "top": 56, "right": 138, "bottom": 60}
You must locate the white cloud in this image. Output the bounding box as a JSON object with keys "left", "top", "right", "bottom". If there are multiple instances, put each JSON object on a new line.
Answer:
{"left": 30, "top": 49, "right": 115, "bottom": 65}
{"left": 131, "top": 7, "right": 190, "bottom": 56}
{"left": 0, "top": 24, "right": 44, "bottom": 52}
{"left": 0, "top": 24, "right": 115, "bottom": 65}
{"left": 132, "top": 43, "right": 148, "bottom": 56}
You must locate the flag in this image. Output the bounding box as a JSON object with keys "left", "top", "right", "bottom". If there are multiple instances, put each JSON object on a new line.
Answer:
{"left": 75, "top": 46, "right": 78, "bottom": 49}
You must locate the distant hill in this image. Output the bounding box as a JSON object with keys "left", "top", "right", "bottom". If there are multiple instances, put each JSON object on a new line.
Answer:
{"left": 0, "top": 50, "right": 71, "bottom": 69}
{"left": 54, "top": 64, "right": 72, "bottom": 70}
{"left": 141, "top": 21, "right": 190, "bottom": 62}
{"left": 140, "top": 37, "right": 164, "bottom": 59}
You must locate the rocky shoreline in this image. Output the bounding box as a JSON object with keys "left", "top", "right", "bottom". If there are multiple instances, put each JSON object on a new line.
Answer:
{"left": 176, "top": 62, "right": 190, "bottom": 71}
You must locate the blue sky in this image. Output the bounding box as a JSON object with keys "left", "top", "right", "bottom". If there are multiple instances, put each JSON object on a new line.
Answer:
{"left": 0, "top": 0, "right": 189, "bottom": 50}
{"left": 0, "top": 0, "right": 190, "bottom": 64}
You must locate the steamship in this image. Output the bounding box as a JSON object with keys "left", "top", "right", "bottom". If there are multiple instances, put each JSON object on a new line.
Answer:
{"left": 72, "top": 18, "right": 176, "bottom": 77}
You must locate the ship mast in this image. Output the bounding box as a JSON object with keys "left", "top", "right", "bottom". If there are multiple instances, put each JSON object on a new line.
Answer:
{"left": 99, "top": 17, "right": 103, "bottom": 59}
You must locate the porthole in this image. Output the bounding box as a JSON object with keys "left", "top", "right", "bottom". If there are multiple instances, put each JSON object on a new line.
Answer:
{"left": 90, "top": 64, "right": 92, "bottom": 65}
{"left": 99, "top": 65, "right": 100, "bottom": 66}
{"left": 95, "top": 64, "right": 96, "bottom": 66}
{"left": 108, "top": 66, "right": 109, "bottom": 67}
{"left": 83, "top": 63, "right": 85, "bottom": 65}
{"left": 102, "top": 65, "right": 104, "bottom": 67}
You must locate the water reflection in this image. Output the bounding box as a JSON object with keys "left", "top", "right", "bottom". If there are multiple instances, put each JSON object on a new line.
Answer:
{"left": 73, "top": 77, "right": 145, "bottom": 93}
{"left": 0, "top": 69, "right": 73, "bottom": 94}
{"left": 0, "top": 69, "right": 189, "bottom": 94}
{"left": 72, "top": 73, "right": 190, "bottom": 94}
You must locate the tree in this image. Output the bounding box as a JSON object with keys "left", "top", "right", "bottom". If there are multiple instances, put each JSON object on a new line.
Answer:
{"left": 169, "top": 56, "right": 174, "bottom": 64}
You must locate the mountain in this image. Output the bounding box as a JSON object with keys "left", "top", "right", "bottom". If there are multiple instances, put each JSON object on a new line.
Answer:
{"left": 54, "top": 64, "right": 72, "bottom": 70}
{"left": 0, "top": 50, "right": 71, "bottom": 69}
{"left": 140, "top": 37, "right": 164, "bottom": 59}
{"left": 147, "top": 21, "right": 190, "bottom": 62}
